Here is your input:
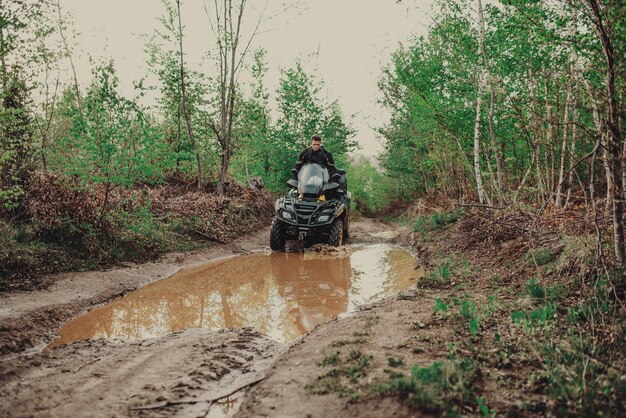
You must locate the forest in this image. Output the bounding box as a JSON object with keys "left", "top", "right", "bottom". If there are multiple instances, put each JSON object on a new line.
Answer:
{"left": 1, "top": 0, "right": 625, "bottom": 416}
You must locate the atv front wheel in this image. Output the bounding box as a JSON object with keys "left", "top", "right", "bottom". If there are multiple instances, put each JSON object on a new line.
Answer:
{"left": 329, "top": 219, "right": 344, "bottom": 247}
{"left": 343, "top": 211, "right": 350, "bottom": 240}
{"left": 270, "top": 218, "right": 288, "bottom": 250}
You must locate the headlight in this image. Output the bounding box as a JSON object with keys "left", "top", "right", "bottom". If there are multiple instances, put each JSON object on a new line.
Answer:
{"left": 317, "top": 214, "right": 330, "bottom": 222}
{"left": 281, "top": 211, "right": 294, "bottom": 221}
{"left": 274, "top": 198, "right": 282, "bottom": 212}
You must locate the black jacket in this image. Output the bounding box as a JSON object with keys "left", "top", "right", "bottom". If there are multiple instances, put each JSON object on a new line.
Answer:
{"left": 294, "top": 146, "right": 335, "bottom": 173}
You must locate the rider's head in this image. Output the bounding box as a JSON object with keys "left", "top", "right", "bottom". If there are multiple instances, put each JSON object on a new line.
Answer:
{"left": 311, "top": 135, "right": 322, "bottom": 151}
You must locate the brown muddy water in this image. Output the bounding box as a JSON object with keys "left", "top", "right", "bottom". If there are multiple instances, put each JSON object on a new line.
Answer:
{"left": 49, "top": 244, "right": 422, "bottom": 348}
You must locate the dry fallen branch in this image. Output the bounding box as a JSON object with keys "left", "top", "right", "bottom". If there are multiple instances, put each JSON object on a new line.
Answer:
{"left": 130, "top": 375, "right": 266, "bottom": 411}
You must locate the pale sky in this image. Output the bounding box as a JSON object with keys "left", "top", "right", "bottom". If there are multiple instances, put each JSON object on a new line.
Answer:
{"left": 60, "top": 0, "right": 433, "bottom": 157}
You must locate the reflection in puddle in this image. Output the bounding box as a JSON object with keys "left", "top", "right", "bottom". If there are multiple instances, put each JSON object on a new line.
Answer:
{"left": 50, "top": 244, "right": 422, "bottom": 348}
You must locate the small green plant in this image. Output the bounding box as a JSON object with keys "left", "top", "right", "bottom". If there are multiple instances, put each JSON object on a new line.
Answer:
{"left": 319, "top": 352, "right": 341, "bottom": 367}
{"left": 429, "top": 210, "right": 462, "bottom": 229}
{"left": 411, "top": 210, "right": 462, "bottom": 237}
{"left": 526, "top": 278, "right": 546, "bottom": 299}
{"left": 460, "top": 300, "right": 477, "bottom": 320}
{"left": 476, "top": 396, "right": 494, "bottom": 416}
{"left": 438, "top": 263, "right": 451, "bottom": 280}
{"left": 482, "top": 294, "right": 499, "bottom": 318}
{"left": 536, "top": 333, "right": 626, "bottom": 415}
{"left": 511, "top": 302, "right": 557, "bottom": 327}
{"left": 420, "top": 262, "right": 452, "bottom": 288}
{"left": 387, "top": 357, "right": 405, "bottom": 367}
{"left": 374, "top": 357, "right": 477, "bottom": 414}
{"left": 468, "top": 319, "right": 480, "bottom": 336}
{"left": 433, "top": 298, "right": 448, "bottom": 315}
{"left": 459, "top": 300, "right": 481, "bottom": 336}
{"left": 525, "top": 246, "right": 554, "bottom": 266}
{"left": 525, "top": 278, "right": 567, "bottom": 303}
{"left": 307, "top": 350, "right": 372, "bottom": 397}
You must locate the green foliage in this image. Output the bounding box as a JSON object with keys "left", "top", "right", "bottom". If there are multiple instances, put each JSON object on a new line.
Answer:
{"left": 375, "top": 357, "right": 477, "bottom": 414}
{"left": 476, "top": 396, "right": 494, "bottom": 417}
{"left": 57, "top": 62, "right": 171, "bottom": 206}
{"left": 511, "top": 302, "right": 557, "bottom": 327}
{"left": 107, "top": 204, "right": 168, "bottom": 257}
{"left": 526, "top": 277, "right": 546, "bottom": 299}
{"left": 376, "top": 0, "right": 626, "bottom": 207}
{"left": 412, "top": 210, "right": 463, "bottom": 237}
{"left": 567, "top": 278, "right": 613, "bottom": 324}
{"left": 536, "top": 333, "right": 626, "bottom": 415}
{"left": 433, "top": 298, "right": 448, "bottom": 314}
{"left": 420, "top": 261, "right": 452, "bottom": 288}
{"left": 387, "top": 357, "right": 405, "bottom": 368}
{"left": 262, "top": 61, "right": 357, "bottom": 192}
{"left": 307, "top": 349, "right": 371, "bottom": 398}
{"left": 0, "top": 76, "right": 33, "bottom": 212}
{"left": 346, "top": 157, "right": 390, "bottom": 215}
{"left": 144, "top": 4, "right": 216, "bottom": 180}
{"left": 460, "top": 300, "right": 480, "bottom": 336}
{"left": 525, "top": 247, "right": 554, "bottom": 267}
{"left": 524, "top": 278, "right": 566, "bottom": 303}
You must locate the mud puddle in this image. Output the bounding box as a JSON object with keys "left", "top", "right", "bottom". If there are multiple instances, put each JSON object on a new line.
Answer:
{"left": 50, "top": 244, "right": 422, "bottom": 348}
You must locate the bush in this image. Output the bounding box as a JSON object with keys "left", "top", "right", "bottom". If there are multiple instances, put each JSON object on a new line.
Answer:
{"left": 346, "top": 158, "right": 391, "bottom": 216}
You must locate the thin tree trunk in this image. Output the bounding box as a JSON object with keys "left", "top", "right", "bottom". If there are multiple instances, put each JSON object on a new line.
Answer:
{"left": 587, "top": 0, "right": 624, "bottom": 261}
{"left": 565, "top": 105, "right": 578, "bottom": 207}
{"left": 0, "top": 0, "right": 7, "bottom": 92}
{"left": 176, "top": 0, "right": 203, "bottom": 190}
{"left": 555, "top": 78, "right": 572, "bottom": 207}
{"left": 56, "top": 0, "right": 81, "bottom": 108}
{"left": 544, "top": 76, "right": 555, "bottom": 195}
{"left": 475, "top": 0, "right": 504, "bottom": 202}
{"left": 473, "top": 0, "right": 490, "bottom": 205}
{"left": 530, "top": 79, "right": 546, "bottom": 205}
{"left": 488, "top": 80, "right": 504, "bottom": 202}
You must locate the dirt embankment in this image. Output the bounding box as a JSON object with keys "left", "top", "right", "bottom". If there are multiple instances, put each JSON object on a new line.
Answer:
{"left": 0, "top": 217, "right": 404, "bottom": 417}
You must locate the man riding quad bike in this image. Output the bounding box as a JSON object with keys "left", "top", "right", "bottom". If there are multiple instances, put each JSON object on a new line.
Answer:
{"left": 270, "top": 163, "right": 350, "bottom": 250}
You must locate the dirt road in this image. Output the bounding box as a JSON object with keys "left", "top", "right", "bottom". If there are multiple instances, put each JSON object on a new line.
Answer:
{"left": 1, "top": 218, "right": 419, "bottom": 417}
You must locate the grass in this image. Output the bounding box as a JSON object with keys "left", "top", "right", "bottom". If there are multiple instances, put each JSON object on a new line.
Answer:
{"left": 419, "top": 262, "right": 452, "bottom": 288}
{"left": 307, "top": 349, "right": 372, "bottom": 398}
{"left": 387, "top": 357, "right": 405, "bottom": 367}
{"left": 525, "top": 246, "right": 554, "bottom": 266}
{"left": 410, "top": 209, "right": 463, "bottom": 241}
{"left": 374, "top": 357, "right": 478, "bottom": 414}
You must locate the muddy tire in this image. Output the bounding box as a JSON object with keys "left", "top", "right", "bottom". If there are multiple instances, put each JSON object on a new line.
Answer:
{"left": 343, "top": 211, "right": 350, "bottom": 240}
{"left": 329, "top": 219, "right": 344, "bottom": 247}
{"left": 270, "top": 218, "right": 288, "bottom": 251}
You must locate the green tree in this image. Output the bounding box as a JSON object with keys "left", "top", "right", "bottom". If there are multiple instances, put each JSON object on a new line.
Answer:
{"left": 230, "top": 49, "right": 273, "bottom": 187}
{"left": 0, "top": 75, "right": 33, "bottom": 212}
{"left": 269, "top": 62, "right": 356, "bottom": 191}
{"left": 59, "top": 62, "right": 170, "bottom": 216}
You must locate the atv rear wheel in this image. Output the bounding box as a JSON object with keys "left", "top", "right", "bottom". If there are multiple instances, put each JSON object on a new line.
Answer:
{"left": 270, "top": 218, "right": 288, "bottom": 250}
{"left": 329, "top": 219, "right": 344, "bottom": 247}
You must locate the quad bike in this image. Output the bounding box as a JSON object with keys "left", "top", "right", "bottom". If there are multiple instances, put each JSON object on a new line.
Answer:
{"left": 270, "top": 163, "right": 350, "bottom": 250}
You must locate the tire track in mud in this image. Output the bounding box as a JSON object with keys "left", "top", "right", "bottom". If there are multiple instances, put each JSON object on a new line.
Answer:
{"left": 1, "top": 328, "right": 281, "bottom": 418}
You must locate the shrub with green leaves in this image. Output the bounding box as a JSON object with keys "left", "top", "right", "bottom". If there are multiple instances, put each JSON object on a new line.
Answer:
{"left": 412, "top": 209, "right": 463, "bottom": 234}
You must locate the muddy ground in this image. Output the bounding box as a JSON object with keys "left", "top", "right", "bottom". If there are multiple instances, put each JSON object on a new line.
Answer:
{"left": 1, "top": 218, "right": 423, "bottom": 417}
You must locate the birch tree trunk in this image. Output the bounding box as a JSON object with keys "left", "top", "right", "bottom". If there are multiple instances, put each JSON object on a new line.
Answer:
{"left": 473, "top": 0, "right": 490, "bottom": 205}
{"left": 555, "top": 76, "right": 572, "bottom": 207}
